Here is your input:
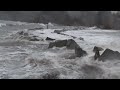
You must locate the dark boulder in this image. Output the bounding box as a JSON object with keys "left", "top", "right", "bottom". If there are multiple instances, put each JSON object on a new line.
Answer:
{"left": 18, "top": 30, "right": 43, "bottom": 41}
{"left": 94, "top": 50, "right": 100, "bottom": 60}
{"left": 48, "top": 39, "right": 79, "bottom": 49}
{"left": 46, "top": 37, "right": 55, "bottom": 41}
{"left": 29, "top": 37, "right": 40, "bottom": 41}
{"left": 93, "top": 46, "right": 103, "bottom": 60}
{"left": 54, "top": 30, "right": 61, "bottom": 34}
{"left": 48, "top": 40, "right": 67, "bottom": 48}
{"left": 54, "top": 29, "right": 67, "bottom": 34}
{"left": 18, "top": 31, "right": 24, "bottom": 35}
{"left": 48, "top": 39, "right": 87, "bottom": 58}
{"left": 99, "top": 48, "right": 120, "bottom": 61}
{"left": 66, "top": 39, "right": 79, "bottom": 49}
{"left": 18, "top": 31, "right": 29, "bottom": 36}
{"left": 55, "top": 40, "right": 67, "bottom": 47}
{"left": 75, "top": 46, "right": 87, "bottom": 57}
{"left": 93, "top": 46, "right": 103, "bottom": 52}
{"left": 79, "top": 37, "right": 84, "bottom": 41}
{"left": 48, "top": 42, "right": 55, "bottom": 48}
{"left": 29, "top": 27, "right": 44, "bottom": 30}
{"left": 40, "top": 33, "right": 44, "bottom": 34}
{"left": 71, "top": 36, "right": 76, "bottom": 39}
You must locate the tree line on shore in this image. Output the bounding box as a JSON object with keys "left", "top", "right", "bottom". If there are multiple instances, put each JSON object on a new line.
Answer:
{"left": 0, "top": 11, "right": 120, "bottom": 29}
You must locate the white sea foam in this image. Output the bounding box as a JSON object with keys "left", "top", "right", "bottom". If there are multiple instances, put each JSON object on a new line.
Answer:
{"left": 0, "top": 20, "right": 120, "bottom": 79}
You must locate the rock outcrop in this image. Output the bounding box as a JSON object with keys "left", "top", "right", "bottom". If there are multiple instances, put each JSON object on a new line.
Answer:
{"left": 54, "top": 30, "right": 62, "bottom": 34}
{"left": 93, "top": 46, "right": 104, "bottom": 52}
{"left": 28, "top": 27, "right": 44, "bottom": 30}
{"left": 79, "top": 37, "right": 84, "bottom": 41}
{"left": 66, "top": 39, "right": 79, "bottom": 49}
{"left": 48, "top": 40, "right": 67, "bottom": 48}
{"left": 99, "top": 48, "right": 120, "bottom": 61}
{"left": 94, "top": 50, "right": 100, "bottom": 60}
{"left": 12, "top": 30, "right": 43, "bottom": 41}
{"left": 75, "top": 46, "right": 87, "bottom": 57}
{"left": 48, "top": 39, "right": 79, "bottom": 49}
{"left": 48, "top": 39, "right": 87, "bottom": 57}
{"left": 29, "top": 36, "right": 40, "bottom": 41}
{"left": 18, "top": 31, "right": 29, "bottom": 36}
{"left": 93, "top": 46, "right": 104, "bottom": 60}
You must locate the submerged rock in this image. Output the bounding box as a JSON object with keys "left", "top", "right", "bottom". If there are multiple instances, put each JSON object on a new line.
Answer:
{"left": 99, "top": 48, "right": 120, "bottom": 61}
{"left": 79, "top": 37, "right": 84, "bottom": 41}
{"left": 13, "top": 30, "right": 43, "bottom": 41}
{"left": 29, "top": 37, "right": 40, "bottom": 41}
{"left": 28, "top": 27, "right": 44, "bottom": 30}
{"left": 18, "top": 31, "right": 29, "bottom": 36}
{"left": 20, "top": 35, "right": 41, "bottom": 41}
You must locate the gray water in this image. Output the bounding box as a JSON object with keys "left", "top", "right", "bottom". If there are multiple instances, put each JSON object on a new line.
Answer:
{"left": 0, "top": 20, "right": 120, "bottom": 79}
{"left": 0, "top": 21, "right": 48, "bottom": 79}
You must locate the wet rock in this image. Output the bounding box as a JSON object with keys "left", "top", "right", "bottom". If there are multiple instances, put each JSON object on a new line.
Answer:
{"left": 29, "top": 37, "right": 40, "bottom": 41}
{"left": 71, "top": 36, "right": 76, "bottom": 39}
{"left": 94, "top": 50, "right": 100, "bottom": 60}
{"left": 19, "top": 35, "right": 40, "bottom": 41}
{"left": 75, "top": 46, "right": 87, "bottom": 57}
{"left": 79, "top": 37, "right": 84, "bottom": 41}
{"left": 48, "top": 42, "right": 55, "bottom": 48}
{"left": 73, "top": 27, "right": 79, "bottom": 30}
{"left": 93, "top": 46, "right": 103, "bottom": 60}
{"left": 46, "top": 37, "right": 55, "bottom": 41}
{"left": 18, "top": 31, "right": 24, "bottom": 35}
{"left": 18, "top": 31, "right": 29, "bottom": 36}
{"left": 55, "top": 40, "right": 68, "bottom": 47}
{"left": 54, "top": 29, "right": 67, "bottom": 34}
{"left": 99, "top": 48, "right": 120, "bottom": 61}
{"left": 15, "top": 30, "right": 42, "bottom": 41}
{"left": 40, "top": 33, "right": 44, "bottom": 34}
{"left": 28, "top": 27, "right": 44, "bottom": 30}
{"left": 66, "top": 39, "right": 79, "bottom": 49}
{"left": 93, "top": 46, "right": 104, "bottom": 52}
{"left": 54, "top": 30, "right": 61, "bottom": 34}
{"left": 48, "top": 39, "right": 87, "bottom": 58}
{"left": 48, "top": 40, "right": 67, "bottom": 48}
{"left": 48, "top": 39, "right": 79, "bottom": 49}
